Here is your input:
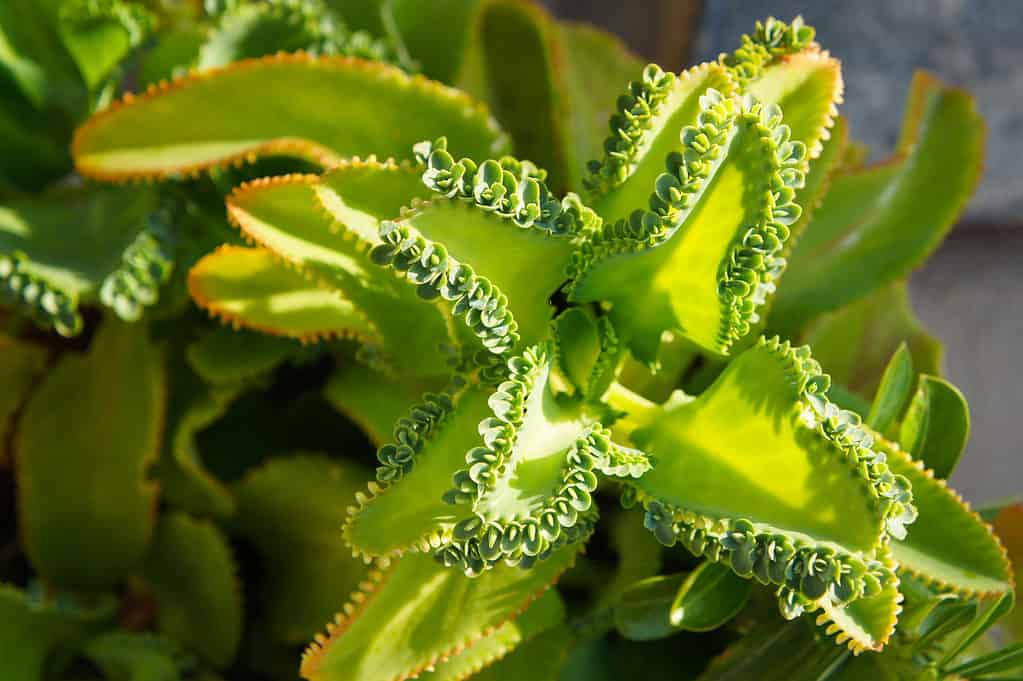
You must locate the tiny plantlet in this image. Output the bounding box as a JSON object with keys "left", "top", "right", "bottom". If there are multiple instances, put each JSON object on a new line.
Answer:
{"left": 0, "top": 2, "right": 1017, "bottom": 680}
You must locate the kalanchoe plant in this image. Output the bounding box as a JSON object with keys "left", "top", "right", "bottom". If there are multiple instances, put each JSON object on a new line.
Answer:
{"left": 0, "top": 2, "right": 1017, "bottom": 681}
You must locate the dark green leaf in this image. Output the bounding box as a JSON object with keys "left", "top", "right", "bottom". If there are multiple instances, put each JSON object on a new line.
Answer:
{"left": 899, "top": 375, "right": 970, "bottom": 478}
{"left": 669, "top": 561, "right": 751, "bottom": 632}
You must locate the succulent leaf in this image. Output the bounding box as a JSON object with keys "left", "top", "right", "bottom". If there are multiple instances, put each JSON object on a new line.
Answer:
{"left": 81, "top": 631, "right": 191, "bottom": 681}
{"left": 584, "top": 62, "right": 736, "bottom": 221}
{"left": 198, "top": 0, "right": 407, "bottom": 72}
{"left": 865, "top": 344, "right": 915, "bottom": 437}
{"left": 0, "top": 186, "right": 159, "bottom": 336}
{"left": 233, "top": 454, "right": 371, "bottom": 645}
{"left": 877, "top": 435, "right": 1014, "bottom": 598}
{"left": 438, "top": 341, "right": 623, "bottom": 575}
{"left": 59, "top": 0, "right": 156, "bottom": 90}
{"left": 372, "top": 196, "right": 587, "bottom": 355}
{"left": 0, "top": 582, "right": 117, "bottom": 680}
{"left": 226, "top": 165, "right": 452, "bottom": 375}
{"left": 188, "top": 245, "right": 380, "bottom": 344}
{"left": 141, "top": 512, "right": 243, "bottom": 669}
{"left": 800, "top": 282, "right": 943, "bottom": 405}
{"left": 156, "top": 354, "right": 241, "bottom": 519}
{"left": 186, "top": 325, "right": 298, "bottom": 386}
{"left": 745, "top": 49, "right": 842, "bottom": 160}
{"left": 0, "top": 335, "right": 48, "bottom": 467}
{"left": 629, "top": 337, "right": 910, "bottom": 633}
{"left": 324, "top": 362, "right": 448, "bottom": 447}
{"left": 720, "top": 16, "right": 817, "bottom": 89}
{"left": 772, "top": 71, "right": 984, "bottom": 333}
{"left": 300, "top": 544, "right": 581, "bottom": 681}
{"left": 570, "top": 92, "right": 806, "bottom": 361}
{"left": 72, "top": 53, "right": 509, "bottom": 180}
{"left": 470, "top": 0, "right": 643, "bottom": 192}
{"left": 16, "top": 319, "right": 165, "bottom": 590}
{"left": 812, "top": 546, "right": 902, "bottom": 654}
{"left": 898, "top": 376, "right": 970, "bottom": 480}
{"left": 670, "top": 560, "right": 753, "bottom": 632}
{"left": 419, "top": 590, "right": 565, "bottom": 681}
{"left": 343, "top": 385, "right": 493, "bottom": 560}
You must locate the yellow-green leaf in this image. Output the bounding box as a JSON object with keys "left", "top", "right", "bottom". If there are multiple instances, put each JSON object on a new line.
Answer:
{"left": 141, "top": 512, "right": 243, "bottom": 669}
{"left": 73, "top": 53, "right": 508, "bottom": 180}
{"left": 16, "top": 319, "right": 164, "bottom": 590}
{"left": 233, "top": 454, "right": 371, "bottom": 646}
{"left": 188, "top": 245, "right": 380, "bottom": 344}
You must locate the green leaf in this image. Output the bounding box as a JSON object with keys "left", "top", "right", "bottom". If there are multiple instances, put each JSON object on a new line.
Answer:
{"left": 0, "top": 582, "right": 116, "bottom": 681}
{"left": 945, "top": 641, "right": 1023, "bottom": 677}
{"left": 0, "top": 0, "right": 83, "bottom": 111}
{"left": 866, "top": 343, "right": 915, "bottom": 436}
{"left": 670, "top": 560, "right": 752, "bottom": 631}
{"left": 812, "top": 548, "right": 902, "bottom": 654}
{"left": 630, "top": 337, "right": 909, "bottom": 651}
{"left": 0, "top": 86, "right": 72, "bottom": 189}
{"left": 463, "top": 623, "right": 573, "bottom": 681}
{"left": 613, "top": 573, "right": 685, "bottom": 641}
{"left": 155, "top": 354, "right": 240, "bottom": 519}
{"left": 772, "top": 71, "right": 984, "bottom": 332}
{"left": 899, "top": 375, "right": 970, "bottom": 479}
{"left": 233, "top": 454, "right": 371, "bottom": 646}
{"left": 0, "top": 335, "right": 48, "bottom": 467}
{"left": 389, "top": 0, "right": 483, "bottom": 83}
{"left": 419, "top": 591, "right": 566, "bottom": 681}
{"left": 72, "top": 53, "right": 509, "bottom": 180}
{"left": 226, "top": 164, "right": 452, "bottom": 376}
{"left": 584, "top": 62, "right": 735, "bottom": 225}
{"left": 939, "top": 592, "right": 1015, "bottom": 669}
{"left": 141, "top": 512, "right": 243, "bottom": 669}
{"left": 374, "top": 196, "right": 581, "bottom": 355}
{"left": 471, "top": 0, "right": 643, "bottom": 193}
{"left": 553, "top": 307, "right": 621, "bottom": 400}
{"left": 324, "top": 361, "right": 447, "bottom": 447}
{"left": 16, "top": 319, "right": 164, "bottom": 590}
{"left": 436, "top": 342, "right": 638, "bottom": 575}
{"left": 300, "top": 545, "right": 581, "bottom": 681}
{"left": 696, "top": 619, "right": 848, "bottom": 681}
{"left": 58, "top": 0, "right": 155, "bottom": 90}
{"left": 188, "top": 245, "right": 380, "bottom": 344}
{"left": 0, "top": 185, "right": 158, "bottom": 336}
{"left": 82, "top": 632, "right": 189, "bottom": 681}
{"left": 746, "top": 49, "right": 842, "bottom": 159}
{"left": 879, "top": 436, "right": 1013, "bottom": 598}
{"left": 186, "top": 325, "right": 298, "bottom": 386}
{"left": 343, "top": 385, "right": 493, "bottom": 560}
{"left": 798, "top": 282, "right": 942, "bottom": 402}
{"left": 570, "top": 91, "right": 806, "bottom": 360}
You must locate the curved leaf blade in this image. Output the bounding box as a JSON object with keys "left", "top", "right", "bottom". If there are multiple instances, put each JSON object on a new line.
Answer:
{"left": 881, "top": 438, "right": 1013, "bottom": 598}
{"left": 73, "top": 53, "right": 509, "bottom": 180}
{"left": 233, "top": 454, "right": 371, "bottom": 646}
{"left": 670, "top": 560, "right": 752, "bottom": 631}
{"left": 772, "top": 72, "right": 984, "bottom": 332}
{"left": 898, "top": 375, "right": 970, "bottom": 479}
{"left": 16, "top": 319, "right": 165, "bottom": 590}
{"left": 188, "top": 245, "right": 380, "bottom": 344}
{"left": 300, "top": 545, "right": 581, "bottom": 681}
{"left": 227, "top": 166, "right": 452, "bottom": 375}
{"left": 141, "top": 512, "right": 243, "bottom": 669}
{"left": 0, "top": 583, "right": 116, "bottom": 680}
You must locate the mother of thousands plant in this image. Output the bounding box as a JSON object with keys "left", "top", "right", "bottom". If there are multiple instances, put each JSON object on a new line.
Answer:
{"left": 0, "top": 1, "right": 1018, "bottom": 680}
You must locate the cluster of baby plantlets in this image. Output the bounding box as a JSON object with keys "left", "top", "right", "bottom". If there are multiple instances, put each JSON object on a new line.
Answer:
{"left": 0, "top": 3, "right": 1017, "bottom": 681}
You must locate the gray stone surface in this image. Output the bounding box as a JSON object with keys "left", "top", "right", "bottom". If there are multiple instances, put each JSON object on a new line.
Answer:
{"left": 694, "top": 0, "right": 1023, "bottom": 224}
{"left": 910, "top": 230, "right": 1023, "bottom": 504}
